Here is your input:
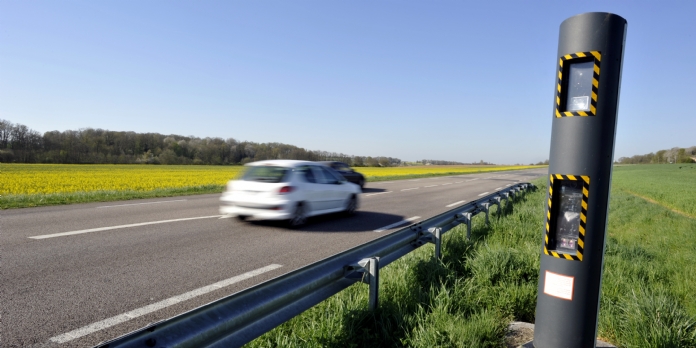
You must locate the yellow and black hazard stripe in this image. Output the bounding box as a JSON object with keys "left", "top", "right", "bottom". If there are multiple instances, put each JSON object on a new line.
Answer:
{"left": 544, "top": 174, "right": 590, "bottom": 261}
{"left": 555, "top": 51, "right": 601, "bottom": 117}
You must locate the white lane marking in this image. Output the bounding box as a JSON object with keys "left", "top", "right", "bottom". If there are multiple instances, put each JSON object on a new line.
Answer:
{"left": 495, "top": 187, "right": 503, "bottom": 190}
{"left": 478, "top": 192, "right": 490, "bottom": 196}
{"left": 466, "top": 178, "right": 479, "bottom": 182}
{"left": 97, "top": 200, "right": 187, "bottom": 208}
{"left": 374, "top": 216, "right": 420, "bottom": 232}
{"left": 506, "top": 184, "right": 512, "bottom": 187}
{"left": 455, "top": 181, "right": 463, "bottom": 183}
{"left": 446, "top": 200, "right": 467, "bottom": 207}
{"left": 365, "top": 191, "right": 392, "bottom": 197}
{"left": 401, "top": 187, "right": 419, "bottom": 191}
{"left": 29, "top": 215, "right": 223, "bottom": 239}
{"left": 49, "top": 264, "right": 283, "bottom": 344}
{"left": 441, "top": 183, "right": 452, "bottom": 186}
{"left": 424, "top": 185, "right": 438, "bottom": 188}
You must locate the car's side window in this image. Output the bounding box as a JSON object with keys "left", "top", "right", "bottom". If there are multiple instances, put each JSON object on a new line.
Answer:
{"left": 311, "top": 166, "right": 329, "bottom": 184}
{"left": 321, "top": 166, "right": 343, "bottom": 184}
{"left": 297, "top": 166, "right": 317, "bottom": 183}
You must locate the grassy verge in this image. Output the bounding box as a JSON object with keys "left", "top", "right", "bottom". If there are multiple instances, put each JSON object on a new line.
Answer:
{"left": 0, "top": 185, "right": 224, "bottom": 209}
{"left": 598, "top": 189, "right": 696, "bottom": 346}
{"left": 246, "top": 171, "right": 696, "bottom": 347}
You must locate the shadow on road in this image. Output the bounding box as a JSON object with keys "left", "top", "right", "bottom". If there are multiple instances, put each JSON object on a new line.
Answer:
{"left": 361, "top": 188, "right": 388, "bottom": 193}
{"left": 247, "top": 211, "right": 409, "bottom": 233}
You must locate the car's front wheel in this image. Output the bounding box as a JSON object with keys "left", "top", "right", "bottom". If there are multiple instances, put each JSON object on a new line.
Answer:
{"left": 288, "top": 203, "right": 307, "bottom": 228}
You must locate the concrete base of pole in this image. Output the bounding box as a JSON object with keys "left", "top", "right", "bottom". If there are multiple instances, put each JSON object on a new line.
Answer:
{"left": 506, "top": 322, "right": 616, "bottom": 348}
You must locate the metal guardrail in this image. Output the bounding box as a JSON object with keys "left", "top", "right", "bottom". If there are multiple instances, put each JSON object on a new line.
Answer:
{"left": 97, "top": 183, "right": 535, "bottom": 348}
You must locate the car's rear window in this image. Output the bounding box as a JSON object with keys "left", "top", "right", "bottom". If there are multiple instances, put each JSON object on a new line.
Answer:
{"left": 242, "top": 166, "right": 290, "bottom": 183}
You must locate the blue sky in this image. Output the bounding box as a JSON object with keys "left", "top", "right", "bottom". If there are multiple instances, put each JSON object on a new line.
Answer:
{"left": 1, "top": 1, "right": 694, "bottom": 164}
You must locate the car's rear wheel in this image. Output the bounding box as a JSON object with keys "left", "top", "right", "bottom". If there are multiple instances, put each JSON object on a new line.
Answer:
{"left": 288, "top": 203, "right": 307, "bottom": 228}
{"left": 344, "top": 195, "right": 357, "bottom": 216}
{"left": 236, "top": 215, "right": 249, "bottom": 222}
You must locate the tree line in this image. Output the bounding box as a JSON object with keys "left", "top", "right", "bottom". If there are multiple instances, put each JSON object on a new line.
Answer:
{"left": 0, "top": 119, "right": 409, "bottom": 166}
{"left": 616, "top": 146, "right": 696, "bottom": 164}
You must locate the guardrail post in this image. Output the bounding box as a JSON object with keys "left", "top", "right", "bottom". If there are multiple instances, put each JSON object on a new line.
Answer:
{"left": 457, "top": 212, "right": 473, "bottom": 240}
{"left": 492, "top": 197, "right": 502, "bottom": 219}
{"left": 481, "top": 203, "right": 491, "bottom": 224}
{"left": 358, "top": 257, "right": 380, "bottom": 310}
{"left": 501, "top": 192, "right": 510, "bottom": 207}
{"left": 427, "top": 227, "right": 442, "bottom": 259}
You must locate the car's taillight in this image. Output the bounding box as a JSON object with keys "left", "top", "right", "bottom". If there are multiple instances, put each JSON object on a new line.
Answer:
{"left": 278, "top": 186, "right": 295, "bottom": 194}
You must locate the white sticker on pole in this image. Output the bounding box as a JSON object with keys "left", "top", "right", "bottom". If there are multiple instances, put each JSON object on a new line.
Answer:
{"left": 543, "top": 271, "right": 574, "bottom": 300}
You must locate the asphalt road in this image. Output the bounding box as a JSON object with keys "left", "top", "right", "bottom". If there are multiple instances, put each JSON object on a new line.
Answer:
{"left": 1, "top": 168, "right": 546, "bottom": 347}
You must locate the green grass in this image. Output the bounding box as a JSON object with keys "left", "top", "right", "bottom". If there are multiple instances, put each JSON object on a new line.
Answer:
{"left": 598, "top": 168, "right": 696, "bottom": 346}
{"left": 612, "top": 163, "right": 696, "bottom": 217}
{"left": 245, "top": 165, "right": 696, "bottom": 347}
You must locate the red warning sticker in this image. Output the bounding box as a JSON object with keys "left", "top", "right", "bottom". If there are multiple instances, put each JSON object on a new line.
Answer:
{"left": 543, "top": 271, "right": 574, "bottom": 300}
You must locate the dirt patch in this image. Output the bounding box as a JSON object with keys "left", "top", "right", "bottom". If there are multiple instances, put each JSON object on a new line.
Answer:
{"left": 506, "top": 322, "right": 534, "bottom": 347}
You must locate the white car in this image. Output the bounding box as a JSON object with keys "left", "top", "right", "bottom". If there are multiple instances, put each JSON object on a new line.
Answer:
{"left": 220, "top": 160, "right": 361, "bottom": 227}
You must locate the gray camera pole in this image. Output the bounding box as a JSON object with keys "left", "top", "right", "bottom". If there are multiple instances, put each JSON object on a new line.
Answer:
{"left": 532, "top": 13, "right": 626, "bottom": 348}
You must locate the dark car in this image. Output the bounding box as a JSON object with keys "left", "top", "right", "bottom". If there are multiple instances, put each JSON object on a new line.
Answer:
{"left": 319, "top": 161, "right": 365, "bottom": 190}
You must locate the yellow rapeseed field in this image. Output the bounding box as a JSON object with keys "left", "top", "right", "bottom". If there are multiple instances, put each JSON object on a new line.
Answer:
{"left": 0, "top": 164, "right": 244, "bottom": 195}
{"left": 0, "top": 163, "right": 543, "bottom": 196}
{"left": 357, "top": 165, "right": 542, "bottom": 178}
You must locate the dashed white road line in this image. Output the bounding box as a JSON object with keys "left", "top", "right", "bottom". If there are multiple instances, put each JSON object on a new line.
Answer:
{"left": 466, "top": 178, "right": 479, "bottom": 182}
{"left": 478, "top": 192, "right": 490, "bottom": 196}
{"left": 455, "top": 181, "right": 463, "bottom": 183}
{"left": 408, "top": 179, "right": 421, "bottom": 182}
{"left": 374, "top": 216, "right": 420, "bottom": 232}
{"left": 495, "top": 187, "right": 503, "bottom": 190}
{"left": 29, "top": 215, "right": 224, "bottom": 239}
{"left": 506, "top": 184, "right": 513, "bottom": 187}
{"left": 441, "top": 183, "right": 452, "bottom": 186}
{"left": 401, "top": 187, "right": 419, "bottom": 191}
{"left": 446, "top": 200, "right": 467, "bottom": 207}
{"left": 48, "top": 264, "right": 283, "bottom": 344}
{"left": 424, "top": 185, "right": 438, "bottom": 188}
{"left": 96, "top": 199, "right": 187, "bottom": 208}
{"left": 365, "top": 191, "right": 392, "bottom": 197}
